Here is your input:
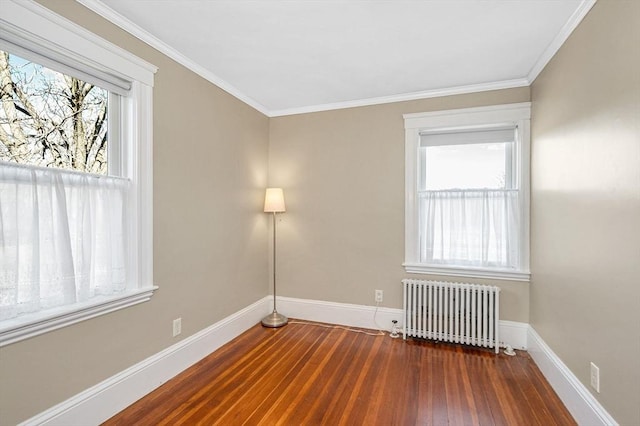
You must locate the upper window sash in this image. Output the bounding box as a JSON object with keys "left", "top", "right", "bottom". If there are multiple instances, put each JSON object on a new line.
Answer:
{"left": 418, "top": 126, "right": 517, "bottom": 191}
{"left": 1, "top": 48, "right": 117, "bottom": 175}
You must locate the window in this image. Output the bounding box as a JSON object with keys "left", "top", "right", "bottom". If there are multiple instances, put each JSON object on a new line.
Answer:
{"left": 404, "top": 103, "right": 530, "bottom": 281}
{"left": 0, "top": 0, "right": 157, "bottom": 346}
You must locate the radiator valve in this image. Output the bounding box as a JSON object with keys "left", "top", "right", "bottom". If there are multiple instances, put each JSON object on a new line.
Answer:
{"left": 390, "top": 320, "right": 400, "bottom": 338}
{"left": 504, "top": 344, "right": 516, "bottom": 356}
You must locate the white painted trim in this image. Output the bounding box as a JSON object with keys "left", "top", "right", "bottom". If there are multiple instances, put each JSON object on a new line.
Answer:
{"left": 71, "top": 0, "right": 594, "bottom": 117}
{"left": 403, "top": 102, "right": 532, "bottom": 127}
{"left": 527, "top": 326, "right": 618, "bottom": 426}
{"left": 269, "top": 78, "right": 530, "bottom": 117}
{"left": 0, "top": 287, "right": 158, "bottom": 347}
{"left": 19, "top": 296, "right": 530, "bottom": 425}
{"left": 403, "top": 263, "right": 530, "bottom": 282}
{"left": 527, "top": 0, "right": 597, "bottom": 83}
{"left": 498, "top": 320, "right": 528, "bottom": 350}
{"left": 14, "top": 296, "right": 619, "bottom": 426}
{"left": 1, "top": 0, "right": 156, "bottom": 85}
{"left": 277, "top": 296, "right": 403, "bottom": 332}
{"left": 277, "top": 296, "right": 527, "bottom": 349}
{"left": 403, "top": 102, "right": 531, "bottom": 278}
{"left": 75, "top": 0, "right": 270, "bottom": 116}
{"left": 129, "top": 82, "right": 154, "bottom": 291}
{"left": 19, "top": 297, "right": 271, "bottom": 426}
{"left": 0, "top": 0, "right": 157, "bottom": 347}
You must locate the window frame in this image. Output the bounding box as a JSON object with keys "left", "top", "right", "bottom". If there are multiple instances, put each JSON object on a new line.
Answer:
{"left": 403, "top": 102, "right": 531, "bottom": 282}
{"left": 0, "top": 0, "right": 157, "bottom": 346}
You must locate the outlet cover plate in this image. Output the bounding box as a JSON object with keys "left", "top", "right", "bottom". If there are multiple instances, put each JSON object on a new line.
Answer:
{"left": 173, "top": 318, "right": 182, "bottom": 337}
{"left": 590, "top": 362, "right": 600, "bottom": 393}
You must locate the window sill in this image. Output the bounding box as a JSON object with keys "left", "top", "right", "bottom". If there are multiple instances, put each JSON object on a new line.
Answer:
{"left": 0, "top": 286, "right": 158, "bottom": 347}
{"left": 403, "top": 263, "right": 530, "bottom": 282}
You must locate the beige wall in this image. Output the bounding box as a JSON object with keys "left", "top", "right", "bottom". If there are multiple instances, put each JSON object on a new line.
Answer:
{"left": 3, "top": 0, "right": 637, "bottom": 424}
{"left": 268, "top": 88, "right": 531, "bottom": 323}
{"left": 0, "top": 1, "right": 270, "bottom": 424}
{"left": 530, "top": 0, "right": 640, "bottom": 424}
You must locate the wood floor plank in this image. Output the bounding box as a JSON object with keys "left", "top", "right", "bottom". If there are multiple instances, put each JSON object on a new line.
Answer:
{"left": 464, "top": 349, "right": 503, "bottom": 426}
{"left": 210, "top": 325, "right": 323, "bottom": 424}
{"left": 292, "top": 330, "right": 363, "bottom": 425}
{"left": 359, "top": 337, "right": 398, "bottom": 425}
{"left": 250, "top": 328, "right": 347, "bottom": 425}
{"left": 103, "top": 321, "right": 576, "bottom": 426}
{"left": 428, "top": 343, "right": 453, "bottom": 425}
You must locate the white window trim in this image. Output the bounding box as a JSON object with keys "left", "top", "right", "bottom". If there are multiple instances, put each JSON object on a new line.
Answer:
{"left": 0, "top": 0, "right": 158, "bottom": 346}
{"left": 403, "top": 102, "right": 531, "bottom": 282}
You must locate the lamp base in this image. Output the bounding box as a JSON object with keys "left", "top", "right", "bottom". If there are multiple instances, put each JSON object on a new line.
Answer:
{"left": 261, "top": 311, "right": 288, "bottom": 328}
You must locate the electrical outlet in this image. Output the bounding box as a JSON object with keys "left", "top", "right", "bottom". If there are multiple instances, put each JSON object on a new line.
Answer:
{"left": 590, "top": 362, "right": 600, "bottom": 393}
{"left": 375, "top": 289, "right": 383, "bottom": 303}
{"left": 173, "top": 318, "right": 182, "bottom": 337}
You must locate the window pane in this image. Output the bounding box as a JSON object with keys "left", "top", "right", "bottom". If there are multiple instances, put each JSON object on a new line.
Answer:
{"left": 422, "top": 142, "right": 510, "bottom": 190}
{"left": 0, "top": 50, "right": 108, "bottom": 174}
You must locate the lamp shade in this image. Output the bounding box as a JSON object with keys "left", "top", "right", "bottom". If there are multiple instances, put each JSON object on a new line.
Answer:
{"left": 264, "top": 188, "right": 286, "bottom": 212}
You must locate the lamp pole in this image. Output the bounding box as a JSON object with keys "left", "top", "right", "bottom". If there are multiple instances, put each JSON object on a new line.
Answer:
{"left": 261, "top": 188, "right": 288, "bottom": 328}
{"left": 272, "top": 211, "right": 277, "bottom": 313}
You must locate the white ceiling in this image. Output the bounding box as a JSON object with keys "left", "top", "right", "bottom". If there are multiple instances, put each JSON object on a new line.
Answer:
{"left": 78, "top": 0, "right": 594, "bottom": 116}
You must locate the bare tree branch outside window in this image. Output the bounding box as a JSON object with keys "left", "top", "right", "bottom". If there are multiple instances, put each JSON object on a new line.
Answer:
{"left": 0, "top": 50, "right": 108, "bottom": 174}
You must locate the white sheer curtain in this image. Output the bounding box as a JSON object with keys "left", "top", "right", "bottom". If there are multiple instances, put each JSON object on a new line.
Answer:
{"left": 419, "top": 189, "right": 520, "bottom": 269}
{"left": 0, "top": 163, "right": 129, "bottom": 320}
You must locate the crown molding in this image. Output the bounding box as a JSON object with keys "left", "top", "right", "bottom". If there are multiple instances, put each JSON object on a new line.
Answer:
{"left": 527, "top": 0, "right": 597, "bottom": 83}
{"left": 269, "top": 78, "right": 530, "bottom": 117}
{"left": 75, "top": 0, "right": 594, "bottom": 118}
{"left": 75, "top": 0, "right": 271, "bottom": 116}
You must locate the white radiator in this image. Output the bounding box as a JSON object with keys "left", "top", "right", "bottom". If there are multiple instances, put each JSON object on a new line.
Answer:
{"left": 402, "top": 279, "right": 501, "bottom": 354}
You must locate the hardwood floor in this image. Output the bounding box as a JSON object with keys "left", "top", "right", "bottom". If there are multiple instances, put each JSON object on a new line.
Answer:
{"left": 104, "top": 321, "right": 575, "bottom": 425}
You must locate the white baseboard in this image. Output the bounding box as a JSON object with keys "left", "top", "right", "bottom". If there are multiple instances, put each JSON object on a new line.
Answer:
{"left": 527, "top": 326, "right": 617, "bottom": 426}
{"left": 277, "top": 296, "right": 403, "bottom": 331}
{"left": 21, "top": 297, "right": 270, "bottom": 426}
{"left": 276, "top": 296, "right": 528, "bottom": 350}
{"left": 499, "top": 320, "right": 528, "bottom": 350}
{"left": 27, "top": 295, "right": 610, "bottom": 426}
{"left": 279, "top": 297, "right": 618, "bottom": 424}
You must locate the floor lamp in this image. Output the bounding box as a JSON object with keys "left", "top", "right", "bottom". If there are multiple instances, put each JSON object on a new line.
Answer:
{"left": 262, "top": 188, "right": 288, "bottom": 328}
